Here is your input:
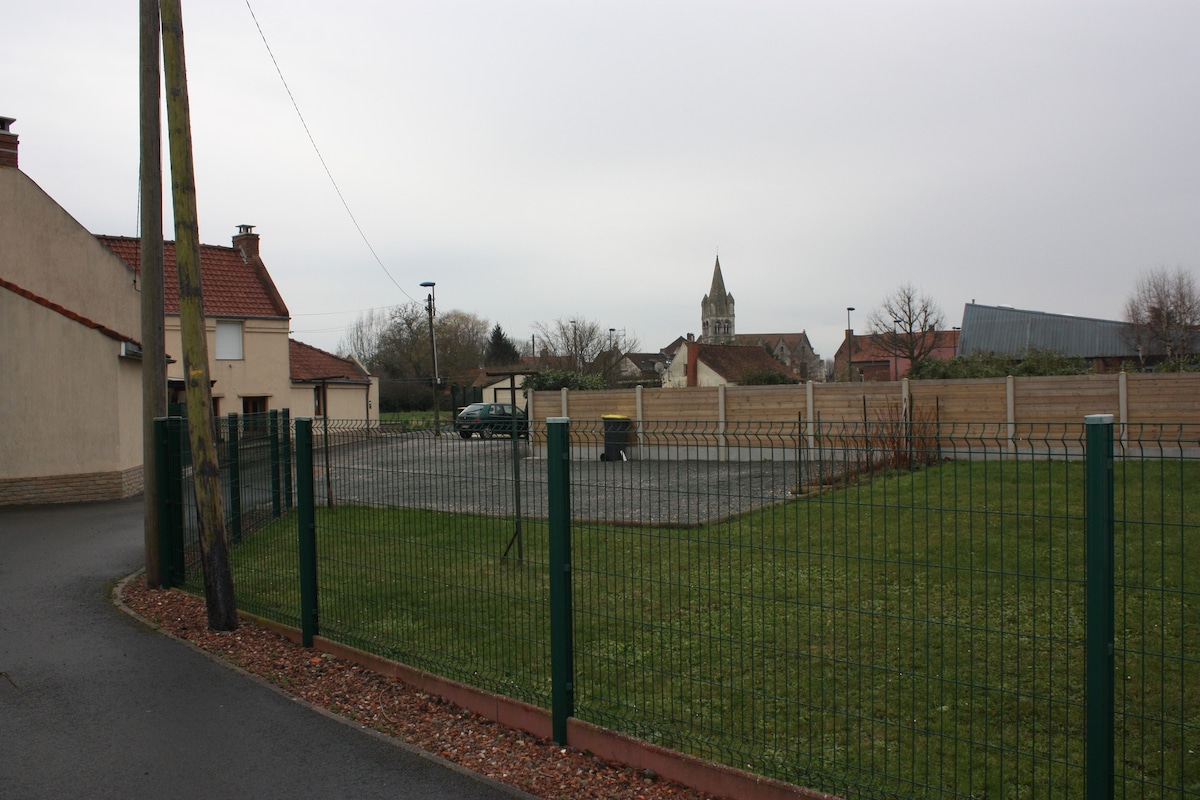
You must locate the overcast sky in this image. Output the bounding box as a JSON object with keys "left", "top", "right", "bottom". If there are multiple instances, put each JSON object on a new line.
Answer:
{"left": 7, "top": 1, "right": 1199, "bottom": 361}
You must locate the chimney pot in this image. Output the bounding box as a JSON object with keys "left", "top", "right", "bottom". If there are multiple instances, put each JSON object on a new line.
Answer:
{"left": 0, "top": 116, "right": 18, "bottom": 169}
{"left": 232, "top": 224, "right": 260, "bottom": 261}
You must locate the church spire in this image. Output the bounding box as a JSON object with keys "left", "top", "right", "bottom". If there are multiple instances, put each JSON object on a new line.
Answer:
{"left": 700, "top": 254, "right": 735, "bottom": 343}
{"left": 708, "top": 255, "right": 728, "bottom": 300}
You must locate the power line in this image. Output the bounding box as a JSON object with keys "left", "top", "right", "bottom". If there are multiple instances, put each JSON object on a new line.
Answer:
{"left": 291, "top": 305, "right": 396, "bottom": 318}
{"left": 243, "top": 1, "right": 416, "bottom": 305}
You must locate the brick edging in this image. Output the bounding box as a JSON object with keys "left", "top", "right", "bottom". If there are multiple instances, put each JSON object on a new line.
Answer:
{"left": 237, "top": 608, "right": 837, "bottom": 800}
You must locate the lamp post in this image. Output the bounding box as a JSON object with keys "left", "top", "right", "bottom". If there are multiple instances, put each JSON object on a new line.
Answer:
{"left": 892, "top": 318, "right": 901, "bottom": 381}
{"left": 844, "top": 306, "right": 855, "bottom": 382}
{"left": 421, "top": 281, "right": 440, "bottom": 436}
{"left": 570, "top": 319, "right": 579, "bottom": 374}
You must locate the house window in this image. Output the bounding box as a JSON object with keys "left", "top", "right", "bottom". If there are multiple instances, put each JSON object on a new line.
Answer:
{"left": 215, "top": 320, "right": 243, "bottom": 360}
{"left": 242, "top": 396, "right": 268, "bottom": 415}
{"left": 314, "top": 387, "right": 324, "bottom": 417}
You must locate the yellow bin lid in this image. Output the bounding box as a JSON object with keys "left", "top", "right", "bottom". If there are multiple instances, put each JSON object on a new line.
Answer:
{"left": 601, "top": 414, "right": 630, "bottom": 420}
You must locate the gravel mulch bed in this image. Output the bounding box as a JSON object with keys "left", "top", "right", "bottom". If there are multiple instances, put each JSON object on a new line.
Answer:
{"left": 119, "top": 576, "right": 719, "bottom": 800}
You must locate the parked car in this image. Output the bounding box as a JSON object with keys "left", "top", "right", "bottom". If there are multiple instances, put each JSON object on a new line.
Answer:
{"left": 453, "top": 402, "right": 529, "bottom": 439}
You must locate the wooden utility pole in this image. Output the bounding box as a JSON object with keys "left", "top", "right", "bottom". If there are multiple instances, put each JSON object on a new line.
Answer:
{"left": 160, "top": 0, "right": 237, "bottom": 630}
{"left": 139, "top": 0, "right": 166, "bottom": 588}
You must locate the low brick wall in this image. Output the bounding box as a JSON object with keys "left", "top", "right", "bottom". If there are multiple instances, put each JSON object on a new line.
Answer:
{"left": 0, "top": 465, "right": 142, "bottom": 507}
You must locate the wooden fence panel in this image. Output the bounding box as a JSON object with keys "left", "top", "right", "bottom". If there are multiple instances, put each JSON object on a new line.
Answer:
{"left": 1126, "top": 374, "right": 1200, "bottom": 423}
{"left": 639, "top": 387, "right": 721, "bottom": 422}
{"left": 725, "top": 385, "right": 806, "bottom": 423}
{"left": 1013, "top": 375, "right": 1120, "bottom": 422}
{"left": 810, "top": 383, "right": 901, "bottom": 424}
{"left": 910, "top": 379, "right": 1008, "bottom": 423}
{"left": 530, "top": 373, "right": 1200, "bottom": 450}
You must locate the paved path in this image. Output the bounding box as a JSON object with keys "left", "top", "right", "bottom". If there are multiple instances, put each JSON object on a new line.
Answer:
{"left": 0, "top": 498, "right": 533, "bottom": 800}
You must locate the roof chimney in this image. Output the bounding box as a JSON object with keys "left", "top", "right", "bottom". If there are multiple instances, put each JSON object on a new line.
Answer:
{"left": 232, "top": 224, "right": 259, "bottom": 262}
{"left": 0, "top": 117, "right": 18, "bottom": 169}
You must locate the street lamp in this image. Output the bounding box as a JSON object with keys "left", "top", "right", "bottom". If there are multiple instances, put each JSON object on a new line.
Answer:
{"left": 570, "top": 319, "right": 579, "bottom": 374}
{"left": 844, "top": 307, "right": 855, "bottom": 382}
{"left": 892, "top": 318, "right": 901, "bottom": 381}
{"left": 421, "top": 281, "right": 440, "bottom": 436}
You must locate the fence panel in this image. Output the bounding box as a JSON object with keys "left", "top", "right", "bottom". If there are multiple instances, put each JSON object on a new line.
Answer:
{"left": 568, "top": 420, "right": 1101, "bottom": 798}
{"left": 159, "top": 413, "right": 1198, "bottom": 799}
{"left": 1112, "top": 423, "right": 1200, "bottom": 798}
{"left": 304, "top": 419, "right": 553, "bottom": 709}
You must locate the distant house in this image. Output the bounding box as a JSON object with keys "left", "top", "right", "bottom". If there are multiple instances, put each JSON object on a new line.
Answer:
{"left": 616, "top": 352, "right": 668, "bottom": 386}
{"left": 1, "top": 118, "right": 146, "bottom": 505}
{"left": 288, "top": 339, "right": 377, "bottom": 420}
{"left": 521, "top": 352, "right": 575, "bottom": 372}
{"left": 956, "top": 303, "right": 1138, "bottom": 372}
{"left": 98, "top": 227, "right": 292, "bottom": 418}
{"left": 450, "top": 367, "right": 528, "bottom": 411}
{"left": 733, "top": 332, "right": 822, "bottom": 381}
{"left": 662, "top": 339, "right": 795, "bottom": 388}
{"left": 98, "top": 226, "right": 377, "bottom": 422}
{"left": 833, "top": 329, "right": 960, "bottom": 382}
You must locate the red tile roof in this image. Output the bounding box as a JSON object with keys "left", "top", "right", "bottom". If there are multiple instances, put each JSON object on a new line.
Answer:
{"left": 694, "top": 343, "right": 791, "bottom": 382}
{"left": 1, "top": 276, "right": 138, "bottom": 345}
{"left": 289, "top": 339, "right": 370, "bottom": 384}
{"left": 96, "top": 236, "right": 289, "bottom": 319}
{"left": 847, "top": 329, "right": 960, "bottom": 362}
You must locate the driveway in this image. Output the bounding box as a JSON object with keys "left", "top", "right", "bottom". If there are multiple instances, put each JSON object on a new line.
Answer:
{"left": 0, "top": 498, "right": 533, "bottom": 800}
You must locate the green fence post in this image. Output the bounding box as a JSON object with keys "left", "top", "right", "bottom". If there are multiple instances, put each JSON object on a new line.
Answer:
{"left": 547, "top": 416, "right": 574, "bottom": 745}
{"left": 281, "top": 408, "right": 293, "bottom": 510}
{"left": 1085, "top": 413, "right": 1115, "bottom": 800}
{"left": 162, "top": 416, "right": 186, "bottom": 586}
{"left": 269, "top": 409, "right": 281, "bottom": 518}
{"left": 154, "top": 418, "right": 175, "bottom": 589}
{"left": 226, "top": 413, "right": 242, "bottom": 544}
{"left": 296, "top": 418, "right": 319, "bottom": 648}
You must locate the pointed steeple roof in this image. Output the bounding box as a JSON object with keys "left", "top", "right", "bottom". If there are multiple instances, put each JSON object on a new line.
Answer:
{"left": 708, "top": 255, "right": 728, "bottom": 300}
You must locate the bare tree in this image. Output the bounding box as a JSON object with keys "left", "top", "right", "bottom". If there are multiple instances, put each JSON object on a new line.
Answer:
{"left": 1123, "top": 266, "right": 1200, "bottom": 369}
{"left": 867, "top": 284, "right": 947, "bottom": 375}
{"left": 530, "top": 317, "right": 639, "bottom": 386}
{"left": 337, "top": 307, "right": 390, "bottom": 370}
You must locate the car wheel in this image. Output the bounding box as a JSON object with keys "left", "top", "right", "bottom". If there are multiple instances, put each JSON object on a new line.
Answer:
{"left": 480, "top": 428, "right": 494, "bottom": 440}
{"left": 458, "top": 430, "right": 472, "bottom": 439}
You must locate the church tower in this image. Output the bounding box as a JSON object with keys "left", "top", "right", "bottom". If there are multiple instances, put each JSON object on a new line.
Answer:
{"left": 700, "top": 255, "right": 735, "bottom": 343}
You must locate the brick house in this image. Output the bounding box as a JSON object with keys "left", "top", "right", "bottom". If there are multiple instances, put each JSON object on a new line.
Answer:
{"left": 833, "top": 329, "right": 960, "bottom": 381}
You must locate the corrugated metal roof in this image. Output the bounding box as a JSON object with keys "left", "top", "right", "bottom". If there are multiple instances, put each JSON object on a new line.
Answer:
{"left": 957, "top": 303, "right": 1134, "bottom": 358}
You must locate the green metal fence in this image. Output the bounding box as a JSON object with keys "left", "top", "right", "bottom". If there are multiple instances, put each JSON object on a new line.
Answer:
{"left": 157, "top": 414, "right": 1199, "bottom": 799}
{"left": 157, "top": 410, "right": 300, "bottom": 627}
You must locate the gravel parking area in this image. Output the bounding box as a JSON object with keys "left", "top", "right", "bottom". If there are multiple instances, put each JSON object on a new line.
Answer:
{"left": 314, "top": 430, "right": 802, "bottom": 526}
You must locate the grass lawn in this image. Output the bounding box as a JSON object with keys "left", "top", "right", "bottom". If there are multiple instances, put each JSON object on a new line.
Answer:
{"left": 225, "top": 458, "right": 1199, "bottom": 799}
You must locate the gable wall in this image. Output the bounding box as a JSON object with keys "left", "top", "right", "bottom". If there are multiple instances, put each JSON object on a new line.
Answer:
{"left": 0, "top": 169, "right": 144, "bottom": 503}
{"left": 166, "top": 316, "right": 292, "bottom": 415}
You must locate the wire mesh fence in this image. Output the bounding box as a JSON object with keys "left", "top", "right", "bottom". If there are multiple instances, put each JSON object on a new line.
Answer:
{"left": 157, "top": 414, "right": 1199, "bottom": 799}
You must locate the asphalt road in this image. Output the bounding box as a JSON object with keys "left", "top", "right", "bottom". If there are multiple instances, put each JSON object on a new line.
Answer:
{"left": 0, "top": 498, "right": 534, "bottom": 800}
